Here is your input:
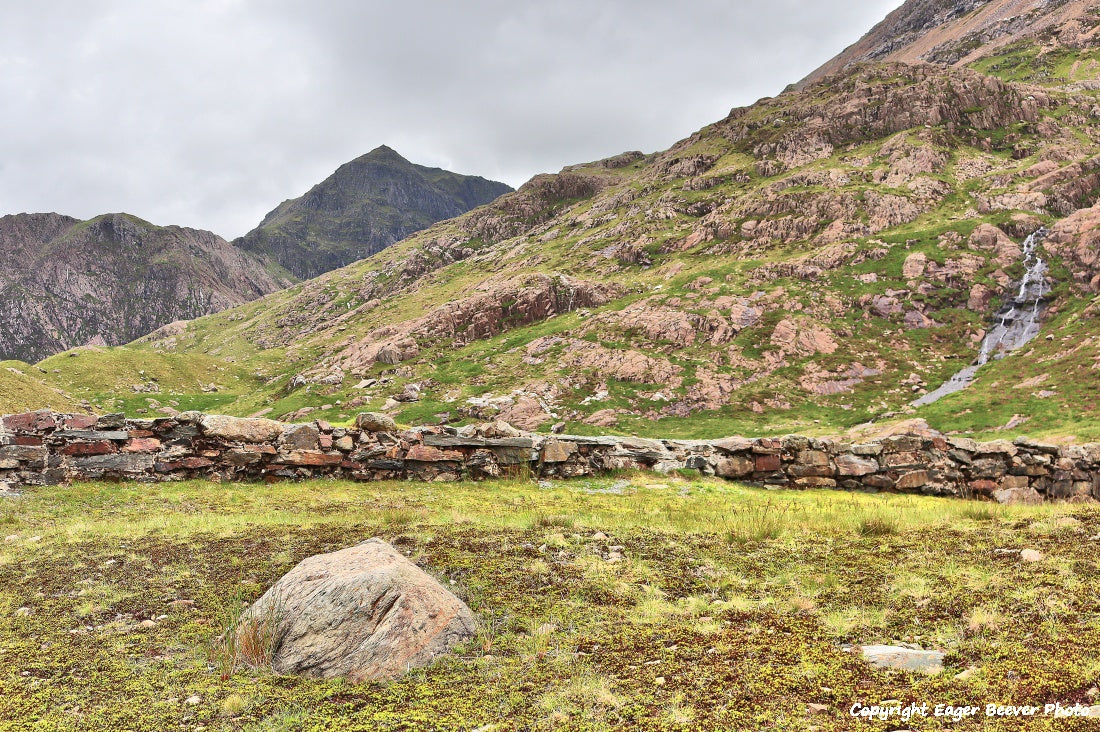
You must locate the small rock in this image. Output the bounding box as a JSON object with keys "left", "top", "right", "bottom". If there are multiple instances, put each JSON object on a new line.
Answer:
{"left": 169, "top": 600, "right": 195, "bottom": 608}
{"left": 807, "top": 703, "right": 830, "bottom": 714}
{"left": 592, "top": 532, "right": 608, "bottom": 542}
{"left": 184, "top": 695, "right": 201, "bottom": 706}
{"left": 654, "top": 676, "right": 666, "bottom": 687}
{"left": 1086, "top": 686, "right": 1098, "bottom": 700}
{"left": 858, "top": 645, "right": 944, "bottom": 674}
{"left": 954, "top": 666, "right": 978, "bottom": 680}
{"left": 15, "top": 607, "right": 32, "bottom": 617}
{"left": 355, "top": 412, "right": 397, "bottom": 433}
{"left": 3, "top": 535, "right": 19, "bottom": 544}
{"left": 1020, "top": 549, "right": 1044, "bottom": 563}
{"left": 139, "top": 619, "right": 157, "bottom": 629}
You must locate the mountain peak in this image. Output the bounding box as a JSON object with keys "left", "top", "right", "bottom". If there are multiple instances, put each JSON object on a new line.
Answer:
{"left": 235, "top": 151, "right": 513, "bottom": 279}
{"left": 362, "top": 144, "right": 406, "bottom": 161}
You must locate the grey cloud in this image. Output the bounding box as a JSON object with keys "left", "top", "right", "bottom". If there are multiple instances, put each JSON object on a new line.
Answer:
{"left": 0, "top": 0, "right": 900, "bottom": 238}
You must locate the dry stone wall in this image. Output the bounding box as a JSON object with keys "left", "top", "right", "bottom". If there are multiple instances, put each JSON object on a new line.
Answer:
{"left": 1, "top": 410, "right": 1098, "bottom": 504}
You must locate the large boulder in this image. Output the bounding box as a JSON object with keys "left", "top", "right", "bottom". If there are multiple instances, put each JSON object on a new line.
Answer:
{"left": 237, "top": 538, "right": 476, "bottom": 682}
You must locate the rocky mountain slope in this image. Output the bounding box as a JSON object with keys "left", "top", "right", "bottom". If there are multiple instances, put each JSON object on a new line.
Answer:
{"left": 16, "top": 0, "right": 1100, "bottom": 442}
{"left": 0, "top": 213, "right": 294, "bottom": 363}
{"left": 801, "top": 0, "right": 1100, "bottom": 88}
{"left": 233, "top": 145, "right": 513, "bottom": 280}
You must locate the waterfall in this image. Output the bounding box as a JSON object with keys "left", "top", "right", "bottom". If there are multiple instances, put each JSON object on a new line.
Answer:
{"left": 911, "top": 228, "right": 1050, "bottom": 408}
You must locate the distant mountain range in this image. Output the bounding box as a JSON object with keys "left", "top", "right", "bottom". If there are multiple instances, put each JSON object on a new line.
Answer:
{"left": 0, "top": 149, "right": 511, "bottom": 362}
{"left": 0, "top": 212, "right": 293, "bottom": 363}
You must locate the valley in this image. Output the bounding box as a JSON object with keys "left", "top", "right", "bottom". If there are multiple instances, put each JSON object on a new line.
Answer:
{"left": 15, "top": 56, "right": 1100, "bottom": 442}
{"left": 5, "top": 2, "right": 1100, "bottom": 730}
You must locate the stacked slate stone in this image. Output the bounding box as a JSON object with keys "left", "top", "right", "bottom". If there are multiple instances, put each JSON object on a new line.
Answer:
{"left": 0, "top": 410, "right": 1098, "bottom": 504}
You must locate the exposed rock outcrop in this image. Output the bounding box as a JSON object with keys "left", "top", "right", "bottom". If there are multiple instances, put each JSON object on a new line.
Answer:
{"left": 800, "top": 0, "right": 1100, "bottom": 88}
{"left": 1045, "top": 202, "right": 1100, "bottom": 290}
{"left": 336, "top": 274, "right": 618, "bottom": 373}
{"left": 462, "top": 171, "right": 612, "bottom": 245}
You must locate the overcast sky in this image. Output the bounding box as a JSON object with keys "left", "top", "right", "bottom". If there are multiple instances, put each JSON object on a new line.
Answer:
{"left": 0, "top": 0, "right": 901, "bottom": 239}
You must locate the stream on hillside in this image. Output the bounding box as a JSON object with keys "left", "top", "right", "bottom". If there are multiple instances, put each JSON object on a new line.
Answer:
{"left": 911, "top": 228, "right": 1051, "bottom": 408}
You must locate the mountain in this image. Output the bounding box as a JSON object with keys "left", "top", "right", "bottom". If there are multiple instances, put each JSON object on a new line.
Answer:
{"left": 233, "top": 146, "right": 513, "bottom": 280}
{"left": 801, "top": 0, "right": 1100, "bottom": 88}
{"left": 17, "top": 0, "right": 1100, "bottom": 442}
{"left": 0, "top": 212, "right": 294, "bottom": 363}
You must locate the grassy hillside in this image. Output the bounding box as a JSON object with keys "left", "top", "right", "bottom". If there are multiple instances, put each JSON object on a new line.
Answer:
{"left": 0, "top": 361, "right": 80, "bottom": 414}
{"left": 15, "top": 60, "right": 1098, "bottom": 443}
{"left": 1, "top": 475, "right": 1096, "bottom": 729}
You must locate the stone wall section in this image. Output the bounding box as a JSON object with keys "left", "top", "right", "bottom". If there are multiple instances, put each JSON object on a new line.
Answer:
{"left": 1, "top": 411, "right": 1098, "bottom": 504}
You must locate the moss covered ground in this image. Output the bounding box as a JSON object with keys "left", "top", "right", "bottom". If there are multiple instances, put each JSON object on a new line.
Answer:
{"left": 1, "top": 476, "right": 1098, "bottom": 730}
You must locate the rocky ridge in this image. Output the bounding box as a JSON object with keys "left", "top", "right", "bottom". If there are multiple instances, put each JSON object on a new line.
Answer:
{"left": 0, "top": 213, "right": 294, "bottom": 363}
{"left": 800, "top": 0, "right": 1100, "bottom": 88}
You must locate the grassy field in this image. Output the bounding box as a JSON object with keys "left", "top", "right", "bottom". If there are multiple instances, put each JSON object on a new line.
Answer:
{"left": 1, "top": 475, "right": 1098, "bottom": 730}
